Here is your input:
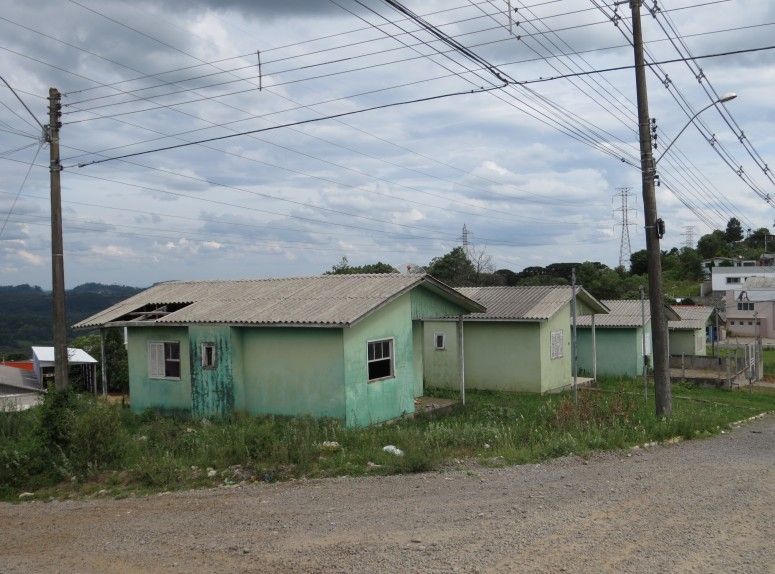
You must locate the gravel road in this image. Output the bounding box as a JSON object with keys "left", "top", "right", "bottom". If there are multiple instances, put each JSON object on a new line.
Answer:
{"left": 1, "top": 415, "right": 773, "bottom": 573}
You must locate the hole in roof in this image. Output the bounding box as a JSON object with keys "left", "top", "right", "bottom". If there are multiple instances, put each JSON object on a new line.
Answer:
{"left": 114, "top": 302, "right": 192, "bottom": 322}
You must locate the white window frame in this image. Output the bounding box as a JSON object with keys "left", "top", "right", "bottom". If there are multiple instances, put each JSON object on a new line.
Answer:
{"left": 366, "top": 337, "right": 395, "bottom": 383}
{"left": 550, "top": 330, "right": 564, "bottom": 360}
{"left": 434, "top": 332, "right": 446, "bottom": 351}
{"left": 148, "top": 340, "right": 181, "bottom": 380}
{"left": 201, "top": 342, "right": 217, "bottom": 369}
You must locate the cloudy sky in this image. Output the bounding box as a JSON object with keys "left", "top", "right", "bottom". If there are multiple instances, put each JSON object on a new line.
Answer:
{"left": 0, "top": 0, "right": 773, "bottom": 288}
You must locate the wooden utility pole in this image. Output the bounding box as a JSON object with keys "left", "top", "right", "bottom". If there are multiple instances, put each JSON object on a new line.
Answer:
{"left": 571, "top": 268, "right": 578, "bottom": 404}
{"left": 640, "top": 286, "right": 648, "bottom": 401}
{"left": 47, "top": 87, "right": 68, "bottom": 391}
{"left": 630, "top": 1, "right": 671, "bottom": 416}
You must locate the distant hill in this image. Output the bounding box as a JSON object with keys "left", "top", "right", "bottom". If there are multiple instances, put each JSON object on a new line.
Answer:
{"left": 0, "top": 283, "right": 144, "bottom": 357}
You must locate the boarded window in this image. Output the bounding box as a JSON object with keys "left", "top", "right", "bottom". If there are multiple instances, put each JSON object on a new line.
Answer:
{"left": 201, "top": 342, "right": 216, "bottom": 369}
{"left": 434, "top": 332, "right": 446, "bottom": 350}
{"left": 550, "top": 330, "right": 563, "bottom": 360}
{"left": 367, "top": 339, "right": 394, "bottom": 382}
{"left": 148, "top": 341, "right": 181, "bottom": 379}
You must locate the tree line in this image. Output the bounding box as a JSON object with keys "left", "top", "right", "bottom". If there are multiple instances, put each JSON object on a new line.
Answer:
{"left": 327, "top": 217, "right": 768, "bottom": 301}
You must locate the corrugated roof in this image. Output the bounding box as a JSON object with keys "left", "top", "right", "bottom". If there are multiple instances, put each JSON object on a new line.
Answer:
{"left": 453, "top": 286, "right": 608, "bottom": 321}
{"left": 743, "top": 277, "right": 775, "bottom": 289}
{"left": 32, "top": 347, "right": 97, "bottom": 364}
{"left": 577, "top": 300, "right": 681, "bottom": 328}
{"left": 711, "top": 266, "right": 775, "bottom": 275}
{"left": 73, "top": 274, "right": 484, "bottom": 329}
{"left": 669, "top": 305, "right": 714, "bottom": 330}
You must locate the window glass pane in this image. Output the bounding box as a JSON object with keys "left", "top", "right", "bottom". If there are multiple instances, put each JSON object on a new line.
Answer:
{"left": 383, "top": 340, "right": 390, "bottom": 358}
{"left": 165, "top": 342, "right": 180, "bottom": 360}
{"left": 165, "top": 359, "right": 181, "bottom": 378}
{"left": 436, "top": 334, "right": 444, "bottom": 348}
{"left": 368, "top": 343, "right": 374, "bottom": 361}
{"left": 368, "top": 358, "right": 391, "bottom": 381}
{"left": 374, "top": 343, "right": 382, "bottom": 360}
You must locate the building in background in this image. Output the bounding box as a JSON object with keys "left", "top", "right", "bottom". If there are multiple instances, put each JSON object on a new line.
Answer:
{"left": 423, "top": 286, "right": 608, "bottom": 394}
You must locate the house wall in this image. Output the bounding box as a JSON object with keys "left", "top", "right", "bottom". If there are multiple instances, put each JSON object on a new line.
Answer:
{"left": 127, "top": 326, "right": 192, "bottom": 412}
{"left": 669, "top": 329, "right": 705, "bottom": 356}
{"left": 462, "top": 321, "right": 542, "bottom": 393}
{"left": 539, "top": 304, "right": 572, "bottom": 392}
{"left": 577, "top": 327, "right": 642, "bottom": 378}
{"left": 410, "top": 286, "right": 468, "bottom": 319}
{"left": 412, "top": 321, "right": 424, "bottom": 397}
{"left": 421, "top": 320, "right": 459, "bottom": 390}
{"left": 239, "top": 327, "right": 345, "bottom": 421}
{"left": 343, "top": 292, "right": 415, "bottom": 427}
{"left": 188, "top": 325, "right": 235, "bottom": 418}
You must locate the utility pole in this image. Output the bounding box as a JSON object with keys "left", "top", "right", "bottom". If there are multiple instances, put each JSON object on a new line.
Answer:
{"left": 630, "top": 1, "right": 671, "bottom": 416}
{"left": 640, "top": 285, "right": 648, "bottom": 401}
{"left": 47, "top": 87, "right": 68, "bottom": 391}
{"left": 571, "top": 268, "right": 578, "bottom": 405}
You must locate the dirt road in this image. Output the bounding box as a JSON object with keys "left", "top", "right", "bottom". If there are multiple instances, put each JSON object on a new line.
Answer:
{"left": 1, "top": 415, "right": 773, "bottom": 573}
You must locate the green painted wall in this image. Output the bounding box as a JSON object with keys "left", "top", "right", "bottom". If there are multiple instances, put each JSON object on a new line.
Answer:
{"left": 239, "top": 328, "right": 345, "bottom": 421}
{"left": 188, "top": 325, "right": 235, "bottom": 418}
{"left": 412, "top": 321, "right": 424, "bottom": 397}
{"left": 577, "top": 327, "right": 643, "bottom": 377}
{"left": 670, "top": 329, "right": 704, "bottom": 355}
{"left": 421, "top": 320, "right": 459, "bottom": 390}
{"left": 344, "top": 293, "right": 415, "bottom": 427}
{"left": 127, "top": 326, "right": 191, "bottom": 412}
{"left": 410, "top": 286, "right": 468, "bottom": 320}
{"left": 539, "top": 305, "right": 572, "bottom": 392}
{"left": 463, "top": 321, "right": 543, "bottom": 393}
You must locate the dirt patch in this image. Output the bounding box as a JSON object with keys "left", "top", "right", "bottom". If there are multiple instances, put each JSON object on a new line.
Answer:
{"left": 1, "top": 416, "right": 773, "bottom": 573}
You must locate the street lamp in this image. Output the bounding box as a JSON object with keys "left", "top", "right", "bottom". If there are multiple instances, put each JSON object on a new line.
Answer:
{"left": 644, "top": 91, "right": 737, "bottom": 416}
{"left": 655, "top": 93, "right": 737, "bottom": 164}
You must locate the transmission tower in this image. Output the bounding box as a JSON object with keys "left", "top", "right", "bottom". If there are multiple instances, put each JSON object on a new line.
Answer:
{"left": 459, "top": 224, "right": 471, "bottom": 257}
{"left": 613, "top": 187, "right": 636, "bottom": 268}
{"left": 682, "top": 225, "right": 696, "bottom": 249}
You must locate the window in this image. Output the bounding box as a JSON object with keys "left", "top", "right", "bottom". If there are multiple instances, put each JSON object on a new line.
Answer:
{"left": 737, "top": 302, "right": 754, "bottom": 311}
{"left": 434, "top": 332, "right": 446, "bottom": 350}
{"left": 201, "top": 342, "right": 216, "bottom": 369}
{"left": 367, "top": 339, "right": 394, "bottom": 382}
{"left": 148, "top": 341, "right": 181, "bottom": 379}
{"left": 748, "top": 321, "right": 753, "bottom": 326}
{"left": 550, "top": 330, "right": 564, "bottom": 360}
{"left": 726, "top": 277, "right": 741, "bottom": 284}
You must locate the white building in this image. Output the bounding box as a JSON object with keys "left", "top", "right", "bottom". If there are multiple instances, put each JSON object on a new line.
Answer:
{"left": 710, "top": 266, "right": 775, "bottom": 292}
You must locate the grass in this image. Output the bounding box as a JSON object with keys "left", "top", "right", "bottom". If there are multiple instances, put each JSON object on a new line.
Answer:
{"left": 1, "top": 380, "right": 773, "bottom": 502}
{"left": 763, "top": 349, "right": 775, "bottom": 376}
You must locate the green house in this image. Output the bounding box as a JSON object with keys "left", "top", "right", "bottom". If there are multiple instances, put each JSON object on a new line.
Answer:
{"left": 576, "top": 300, "right": 680, "bottom": 378}
{"left": 669, "top": 305, "right": 713, "bottom": 356}
{"left": 74, "top": 274, "right": 483, "bottom": 427}
{"left": 423, "top": 286, "right": 608, "bottom": 394}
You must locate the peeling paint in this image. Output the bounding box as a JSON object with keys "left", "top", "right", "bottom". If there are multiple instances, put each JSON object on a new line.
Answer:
{"left": 189, "top": 326, "right": 235, "bottom": 418}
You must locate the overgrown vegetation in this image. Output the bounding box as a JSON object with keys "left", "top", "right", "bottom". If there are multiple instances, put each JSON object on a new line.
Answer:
{"left": 2, "top": 382, "right": 772, "bottom": 501}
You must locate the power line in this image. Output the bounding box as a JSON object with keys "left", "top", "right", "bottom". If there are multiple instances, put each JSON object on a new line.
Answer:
{"left": 0, "top": 74, "right": 44, "bottom": 132}
{"left": 0, "top": 143, "right": 42, "bottom": 238}
{"left": 72, "top": 85, "right": 504, "bottom": 167}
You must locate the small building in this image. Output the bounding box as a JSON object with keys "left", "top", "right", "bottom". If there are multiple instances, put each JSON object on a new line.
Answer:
{"left": 710, "top": 266, "right": 775, "bottom": 292}
{"left": 32, "top": 346, "right": 98, "bottom": 388}
{"left": 74, "top": 274, "right": 483, "bottom": 427}
{"left": 669, "top": 306, "right": 714, "bottom": 355}
{"left": 724, "top": 277, "right": 775, "bottom": 338}
{"left": 576, "top": 300, "right": 680, "bottom": 378}
{"left": 422, "top": 286, "right": 608, "bottom": 394}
